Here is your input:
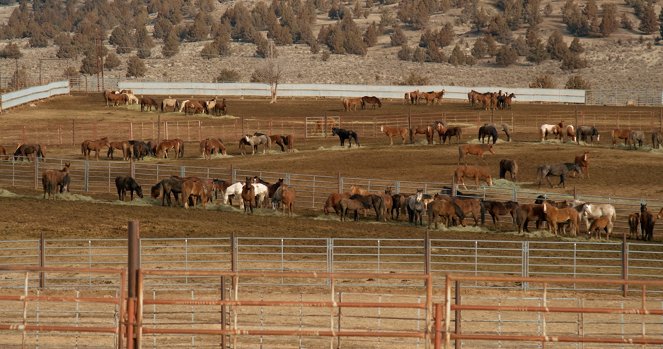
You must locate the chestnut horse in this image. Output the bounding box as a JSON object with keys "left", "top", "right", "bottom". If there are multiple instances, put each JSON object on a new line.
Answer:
{"left": 543, "top": 202, "right": 580, "bottom": 237}
{"left": 574, "top": 151, "right": 589, "bottom": 178}
{"left": 458, "top": 144, "right": 495, "bottom": 164}
{"left": 272, "top": 184, "right": 296, "bottom": 216}
{"left": 412, "top": 125, "right": 434, "bottom": 144}
{"left": 628, "top": 212, "right": 640, "bottom": 239}
{"left": 107, "top": 141, "right": 133, "bottom": 160}
{"left": 454, "top": 165, "right": 493, "bottom": 189}
{"left": 42, "top": 162, "right": 70, "bottom": 199}
{"left": 156, "top": 139, "right": 182, "bottom": 159}
{"left": 324, "top": 192, "right": 350, "bottom": 215}
{"left": 200, "top": 138, "right": 227, "bottom": 159}
{"left": 241, "top": 177, "right": 256, "bottom": 214}
{"left": 81, "top": 137, "right": 109, "bottom": 160}
{"left": 611, "top": 128, "right": 631, "bottom": 148}
{"left": 380, "top": 125, "right": 408, "bottom": 145}
{"left": 427, "top": 199, "right": 465, "bottom": 229}
{"left": 14, "top": 143, "right": 45, "bottom": 161}
{"left": 342, "top": 98, "right": 362, "bottom": 111}
{"left": 182, "top": 177, "right": 208, "bottom": 209}
{"left": 140, "top": 96, "right": 159, "bottom": 112}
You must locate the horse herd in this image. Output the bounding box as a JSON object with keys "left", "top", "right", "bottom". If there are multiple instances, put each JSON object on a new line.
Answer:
{"left": 341, "top": 96, "right": 383, "bottom": 111}
{"left": 468, "top": 90, "right": 515, "bottom": 110}
{"left": 103, "top": 89, "right": 228, "bottom": 116}
{"left": 539, "top": 120, "right": 661, "bottom": 150}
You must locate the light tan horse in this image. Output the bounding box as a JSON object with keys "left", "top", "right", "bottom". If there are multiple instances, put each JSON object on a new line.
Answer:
{"left": 107, "top": 141, "right": 133, "bottom": 160}
{"left": 342, "top": 98, "right": 362, "bottom": 111}
{"left": 81, "top": 137, "right": 109, "bottom": 160}
{"left": 458, "top": 144, "right": 495, "bottom": 164}
{"left": 380, "top": 125, "right": 408, "bottom": 145}
{"left": 350, "top": 185, "right": 369, "bottom": 196}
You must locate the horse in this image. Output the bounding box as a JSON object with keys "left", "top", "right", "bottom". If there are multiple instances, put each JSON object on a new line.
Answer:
{"left": 412, "top": 125, "right": 434, "bottom": 144}
{"left": 342, "top": 97, "right": 362, "bottom": 111}
{"left": 125, "top": 93, "right": 140, "bottom": 105}
{"left": 574, "top": 151, "right": 589, "bottom": 178}
{"left": 480, "top": 200, "right": 519, "bottom": 228}
{"left": 200, "top": 138, "right": 227, "bottom": 159}
{"left": 408, "top": 90, "right": 421, "bottom": 104}
{"left": 268, "top": 135, "right": 287, "bottom": 152}
{"left": 182, "top": 177, "right": 208, "bottom": 209}
{"left": 543, "top": 202, "right": 580, "bottom": 237}
{"left": 104, "top": 90, "right": 128, "bottom": 106}
{"left": 628, "top": 130, "right": 645, "bottom": 149}
{"left": 0, "top": 145, "right": 6, "bottom": 160}
{"left": 81, "top": 137, "right": 109, "bottom": 160}
{"left": 210, "top": 98, "right": 227, "bottom": 116}
{"left": 282, "top": 134, "right": 295, "bottom": 152}
{"left": 478, "top": 124, "right": 498, "bottom": 144}
{"left": 349, "top": 185, "right": 369, "bottom": 196}
{"left": 42, "top": 162, "right": 70, "bottom": 199}
{"left": 339, "top": 197, "right": 367, "bottom": 221}
{"left": 130, "top": 140, "right": 152, "bottom": 160}
{"left": 240, "top": 134, "right": 271, "bottom": 155}
{"left": 241, "top": 177, "right": 256, "bottom": 214}
{"left": 272, "top": 184, "right": 296, "bottom": 216}
{"left": 499, "top": 159, "right": 518, "bottom": 181}
{"left": 107, "top": 141, "right": 133, "bottom": 160}
{"left": 431, "top": 121, "right": 447, "bottom": 144}
{"left": 406, "top": 191, "right": 426, "bottom": 226}
{"left": 652, "top": 131, "right": 663, "bottom": 149}
{"left": 640, "top": 203, "right": 655, "bottom": 241}
{"left": 14, "top": 143, "right": 45, "bottom": 161}
{"left": 475, "top": 92, "right": 497, "bottom": 110}
{"left": 253, "top": 177, "right": 284, "bottom": 203}
{"left": 420, "top": 90, "right": 444, "bottom": 105}
{"left": 454, "top": 165, "right": 493, "bottom": 189}
{"left": 588, "top": 216, "right": 614, "bottom": 240}
{"left": 540, "top": 121, "right": 564, "bottom": 142}
{"left": 611, "top": 129, "right": 631, "bottom": 148}
{"left": 151, "top": 176, "right": 183, "bottom": 206}
{"left": 428, "top": 199, "right": 465, "bottom": 229}
{"left": 161, "top": 98, "right": 179, "bottom": 112}
{"left": 443, "top": 127, "right": 463, "bottom": 144}
{"left": 380, "top": 125, "right": 408, "bottom": 145}
{"left": 349, "top": 194, "right": 385, "bottom": 221}
{"left": 577, "top": 126, "right": 600, "bottom": 144}
{"left": 139, "top": 96, "right": 159, "bottom": 112}
{"left": 361, "top": 96, "right": 382, "bottom": 109}
{"left": 516, "top": 204, "right": 547, "bottom": 233}
{"left": 181, "top": 100, "right": 204, "bottom": 115}
{"left": 324, "top": 192, "right": 350, "bottom": 215}
{"left": 628, "top": 212, "right": 640, "bottom": 240}
{"left": 498, "top": 93, "right": 515, "bottom": 109}
{"left": 467, "top": 90, "right": 481, "bottom": 106}
{"left": 458, "top": 144, "right": 494, "bottom": 164}
{"left": 536, "top": 163, "right": 577, "bottom": 188}
{"left": 565, "top": 125, "right": 577, "bottom": 142}
{"left": 331, "top": 127, "right": 360, "bottom": 148}
{"left": 452, "top": 196, "right": 483, "bottom": 226}
{"left": 115, "top": 176, "right": 143, "bottom": 201}
{"left": 579, "top": 203, "right": 617, "bottom": 239}
{"left": 391, "top": 193, "right": 408, "bottom": 220}
{"left": 156, "top": 139, "right": 182, "bottom": 159}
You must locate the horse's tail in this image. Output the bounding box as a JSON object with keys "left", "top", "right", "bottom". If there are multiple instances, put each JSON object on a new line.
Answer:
{"left": 80, "top": 142, "right": 85, "bottom": 155}
{"left": 480, "top": 199, "right": 486, "bottom": 225}
{"left": 499, "top": 160, "right": 506, "bottom": 179}
{"left": 179, "top": 142, "right": 184, "bottom": 157}
{"left": 353, "top": 132, "right": 360, "bottom": 146}
{"left": 453, "top": 201, "right": 465, "bottom": 223}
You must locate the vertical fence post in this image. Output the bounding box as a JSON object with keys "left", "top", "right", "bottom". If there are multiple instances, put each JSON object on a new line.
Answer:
{"left": 622, "top": 240, "right": 629, "bottom": 297}
{"left": 454, "top": 280, "right": 462, "bottom": 349}
{"left": 39, "top": 232, "right": 45, "bottom": 289}
{"left": 180, "top": 166, "right": 186, "bottom": 178}
{"left": 127, "top": 220, "right": 140, "bottom": 349}
{"left": 337, "top": 172, "right": 342, "bottom": 193}
{"left": 434, "top": 303, "right": 442, "bottom": 349}
{"left": 34, "top": 156, "right": 39, "bottom": 190}
{"left": 84, "top": 160, "right": 89, "bottom": 192}
{"left": 424, "top": 231, "right": 431, "bottom": 275}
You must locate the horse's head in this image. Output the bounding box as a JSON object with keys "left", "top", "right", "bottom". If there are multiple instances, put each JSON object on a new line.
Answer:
{"left": 488, "top": 144, "right": 495, "bottom": 154}
{"left": 384, "top": 186, "right": 392, "bottom": 195}
{"left": 63, "top": 162, "right": 71, "bottom": 171}
{"left": 135, "top": 185, "right": 144, "bottom": 198}
{"left": 641, "top": 203, "right": 648, "bottom": 213}
{"left": 415, "top": 190, "right": 423, "bottom": 202}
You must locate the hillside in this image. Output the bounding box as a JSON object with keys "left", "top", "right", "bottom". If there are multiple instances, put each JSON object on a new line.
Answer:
{"left": 0, "top": 0, "right": 662, "bottom": 92}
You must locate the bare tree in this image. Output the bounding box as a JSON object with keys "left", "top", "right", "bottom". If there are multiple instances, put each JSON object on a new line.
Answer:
{"left": 250, "top": 42, "right": 282, "bottom": 104}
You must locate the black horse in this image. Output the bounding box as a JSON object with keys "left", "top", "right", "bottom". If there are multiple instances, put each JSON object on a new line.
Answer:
{"left": 129, "top": 140, "right": 152, "bottom": 160}
{"left": 331, "top": 127, "right": 360, "bottom": 148}
{"left": 640, "top": 203, "right": 655, "bottom": 241}
{"left": 577, "top": 126, "right": 600, "bottom": 144}
{"left": 14, "top": 143, "right": 45, "bottom": 161}
{"left": 443, "top": 127, "right": 463, "bottom": 144}
{"left": 348, "top": 194, "right": 385, "bottom": 221}
{"left": 151, "top": 176, "right": 183, "bottom": 206}
{"left": 478, "top": 124, "right": 498, "bottom": 144}
{"left": 115, "top": 176, "right": 144, "bottom": 201}
{"left": 499, "top": 159, "right": 518, "bottom": 181}
{"left": 536, "top": 163, "right": 580, "bottom": 188}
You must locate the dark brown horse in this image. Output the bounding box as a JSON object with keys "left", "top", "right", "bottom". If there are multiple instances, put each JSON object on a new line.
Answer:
{"left": 140, "top": 96, "right": 159, "bottom": 112}
{"left": 427, "top": 199, "right": 465, "bottom": 229}
{"left": 611, "top": 128, "right": 631, "bottom": 148}
{"left": 241, "top": 177, "right": 256, "bottom": 214}
{"left": 443, "top": 127, "right": 463, "bottom": 144}
{"left": 14, "top": 143, "right": 45, "bottom": 161}
{"left": 115, "top": 176, "right": 143, "bottom": 201}
{"left": 499, "top": 159, "right": 518, "bottom": 181}
{"left": 81, "top": 137, "right": 109, "bottom": 160}
{"left": 42, "top": 162, "right": 70, "bottom": 199}
{"left": 361, "top": 96, "right": 382, "bottom": 109}
{"left": 480, "top": 200, "right": 519, "bottom": 228}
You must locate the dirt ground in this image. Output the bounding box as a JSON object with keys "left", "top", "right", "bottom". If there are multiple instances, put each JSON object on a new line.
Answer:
{"left": 1, "top": 94, "right": 663, "bottom": 242}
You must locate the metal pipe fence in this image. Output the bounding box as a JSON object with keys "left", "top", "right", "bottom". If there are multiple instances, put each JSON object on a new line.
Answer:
{"left": 2, "top": 236, "right": 663, "bottom": 294}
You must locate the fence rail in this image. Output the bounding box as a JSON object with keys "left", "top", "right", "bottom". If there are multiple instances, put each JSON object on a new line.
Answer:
{"left": 0, "top": 80, "right": 70, "bottom": 111}
{"left": 2, "top": 236, "right": 663, "bottom": 294}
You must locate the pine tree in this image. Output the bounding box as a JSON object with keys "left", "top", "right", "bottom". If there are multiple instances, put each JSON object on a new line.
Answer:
{"left": 412, "top": 47, "right": 426, "bottom": 63}
{"left": 471, "top": 39, "right": 488, "bottom": 58}
{"left": 153, "top": 15, "right": 173, "bottom": 40}
{"left": 546, "top": 30, "right": 569, "bottom": 60}
{"left": 448, "top": 44, "right": 465, "bottom": 66}
{"left": 495, "top": 45, "right": 518, "bottom": 66}
{"left": 526, "top": 39, "right": 548, "bottom": 64}
{"left": 162, "top": 29, "right": 180, "bottom": 58}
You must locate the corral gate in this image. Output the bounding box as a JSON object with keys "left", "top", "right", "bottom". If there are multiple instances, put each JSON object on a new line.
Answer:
{"left": 305, "top": 116, "right": 340, "bottom": 138}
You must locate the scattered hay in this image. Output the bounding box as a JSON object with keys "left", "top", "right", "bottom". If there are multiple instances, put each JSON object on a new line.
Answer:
{"left": 208, "top": 153, "right": 235, "bottom": 159}
{"left": 0, "top": 188, "right": 18, "bottom": 197}
{"left": 50, "top": 192, "right": 96, "bottom": 202}
{"left": 316, "top": 145, "right": 362, "bottom": 151}
{"left": 113, "top": 197, "right": 155, "bottom": 206}
{"left": 491, "top": 179, "right": 520, "bottom": 190}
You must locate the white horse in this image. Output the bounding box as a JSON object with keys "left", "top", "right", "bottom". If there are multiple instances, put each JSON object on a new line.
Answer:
{"left": 241, "top": 134, "right": 271, "bottom": 155}
{"left": 580, "top": 203, "right": 617, "bottom": 238}
{"left": 125, "top": 93, "right": 140, "bottom": 105}
{"left": 223, "top": 182, "right": 268, "bottom": 208}
{"left": 540, "top": 123, "right": 562, "bottom": 142}
{"left": 178, "top": 99, "right": 191, "bottom": 113}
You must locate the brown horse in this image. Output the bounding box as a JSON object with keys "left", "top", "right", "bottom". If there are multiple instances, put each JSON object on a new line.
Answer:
{"left": 628, "top": 212, "right": 640, "bottom": 239}
{"left": 458, "top": 144, "right": 495, "bottom": 164}
{"left": 182, "top": 178, "right": 208, "bottom": 209}
{"left": 140, "top": 96, "right": 159, "bottom": 112}
{"left": 361, "top": 96, "right": 382, "bottom": 109}
{"left": 499, "top": 159, "right": 518, "bottom": 181}
{"left": 480, "top": 200, "right": 519, "bottom": 228}
{"left": 588, "top": 216, "right": 613, "bottom": 240}
{"left": 241, "top": 177, "right": 256, "bottom": 214}
{"left": 200, "top": 138, "right": 226, "bottom": 159}
{"left": 42, "top": 162, "right": 70, "bottom": 199}
{"left": 273, "top": 184, "right": 296, "bottom": 216}
{"left": 107, "top": 141, "right": 133, "bottom": 160}
{"left": 443, "top": 127, "right": 463, "bottom": 144}
{"left": 434, "top": 121, "right": 447, "bottom": 144}
{"left": 454, "top": 165, "right": 493, "bottom": 189}
{"left": 452, "top": 197, "right": 482, "bottom": 226}
{"left": 14, "top": 143, "right": 45, "bottom": 161}
{"left": 475, "top": 92, "right": 497, "bottom": 110}
{"left": 342, "top": 98, "right": 362, "bottom": 111}
{"left": 574, "top": 151, "right": 589, "bottom": 179}
{"left": 427, "top": 199, "right": 465, "bottom": 229}
{"left": 350, "top": 185, "right": 369, "bottom": 196}
{"left": 182, "top": 100, "right": 204, "bottom": 115}
{"left": 104, "top": 90, "right": 128, "bottom": 106}
{"left": 157, "top": 139, "right": 182, "bottom": 159}
{"left": 543, "top": 202, "right": 580, "bottom": 237}
{"left": 81, "top": 137, "right": 109, "bottom": 160}
{"left": 380, "top": 125, "right": 409, "bottom": 145}
{"left": 421, "top": 90, "right": 445, "bottom": 105}
{"left": 516, "top": 203, "right": 547, "bottom": 233}
{"left": 408, "top": 90, "right": 421, "bottom": 104}
{"left": 412, "top": 125, "right": 434, "bottom": 144}
{"left": 323, "top": 192, "right": 350, "bottom": 215}
{"left": 611, "top": 128, "right": 631, "bottom": 148}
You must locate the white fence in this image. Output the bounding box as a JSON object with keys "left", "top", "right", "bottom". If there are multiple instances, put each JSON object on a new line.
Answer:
{"left": 0, "top": 80, "right": 70, "bottom": 111}
{"left": 117, "top": 81, "right": 587, "bottom": 104}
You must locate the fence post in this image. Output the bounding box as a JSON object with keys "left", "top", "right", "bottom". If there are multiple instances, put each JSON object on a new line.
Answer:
{"left": 180, "top": 166, "right": 185, "bottom": 178}
{"left": 424, "top": 231, "right": 430, "bottom": 274}
{"left": 84, "top": 160, "right": 89, "bottom": 192}
{"left": 622, "top": 241, "right": 629, "bottom": 297}
{"left": 34, "top": 156, "right": 39, "bottom": 190}
{"left": 521, "top": 241, "right": 529, "bottom": 290}
{"left": 231, "top": 165, "right": 237, "bottom": 184}
{"left": 130, "top": 160, "right": 135, "bottom": 179}
{"left": 337, "top": 172, "right": 342, "bottom": 193}
{"left": 39, "top": 232, "right": 45, "bottom": 289}
{"left": 454, "top": 280, "right": 462, "bottom": 349}
{"left": 231, "top": 232, "right": 237, "bottom": 273}
{"left": 451, "top": 175, "right": 457, "bottom": 197}
{"left": 198, "top": 120, "right": 202, "bottom": 141}
{"left": 127, "top": 220, "right": 140, "bottom": 349}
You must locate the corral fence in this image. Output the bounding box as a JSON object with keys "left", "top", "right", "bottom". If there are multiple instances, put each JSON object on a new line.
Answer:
{"left": 0, "top": 80, "right": 70, "bottom": 112}
{"left": 2, "top": 233, "right": 663, "bottom": 294}
{"left": 2, "top": 156, "right": 663, "bottom": 236}
{"left": 1, "top": 108, "right": 663, "bottom": 147}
